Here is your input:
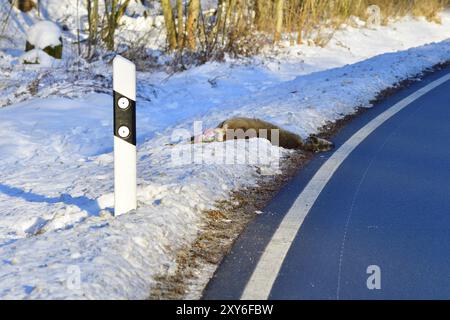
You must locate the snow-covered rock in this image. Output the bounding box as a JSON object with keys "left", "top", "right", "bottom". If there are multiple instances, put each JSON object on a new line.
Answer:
{"left": 25, "top": 20, "right": 62, "bottom": 60}
{"left": 26, "top": 21, "right": 62, "bottom": 49}
{"left": 11, "top": 0, "right": 36, "bottom": 12}
{"left": 19, "top": 48, "right": 56, "bottom": 67}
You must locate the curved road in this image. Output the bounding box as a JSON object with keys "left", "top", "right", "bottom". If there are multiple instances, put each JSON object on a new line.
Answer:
{"left": 203, "top": 67, "right": 450, "bottom": 300}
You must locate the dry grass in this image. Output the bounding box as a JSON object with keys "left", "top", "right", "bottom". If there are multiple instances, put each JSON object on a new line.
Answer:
{"left": 117, "top": 0, "right": 450, "bottom": 63}
{"left": 259, "top": 0, "right": 450, "bottom": 46}
{"left": 295, "top": 0, "right": 449, "bottom": 24}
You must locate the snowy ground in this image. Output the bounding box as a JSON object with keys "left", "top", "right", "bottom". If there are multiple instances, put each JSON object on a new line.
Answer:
{"left": 1, "top": 5, "right": 450, "bottom": 298}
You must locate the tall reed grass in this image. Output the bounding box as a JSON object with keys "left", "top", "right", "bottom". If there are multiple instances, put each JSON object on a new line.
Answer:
{"left": 266, "top": 0, "right": 450, "bottom": 45}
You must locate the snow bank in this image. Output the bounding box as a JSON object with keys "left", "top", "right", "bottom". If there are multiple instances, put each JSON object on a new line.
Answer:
{"left": 26, "top": 21, "right": 62, "bottom": 49}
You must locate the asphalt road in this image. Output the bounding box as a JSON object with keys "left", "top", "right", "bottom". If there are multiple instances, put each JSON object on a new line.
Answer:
{"left": 203, "top": 66, "right": 450, "bottom": 300}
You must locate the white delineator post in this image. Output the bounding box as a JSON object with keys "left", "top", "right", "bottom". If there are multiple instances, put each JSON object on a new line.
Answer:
{"left": 113, "top": 56, "right": 137, "bottom": 216}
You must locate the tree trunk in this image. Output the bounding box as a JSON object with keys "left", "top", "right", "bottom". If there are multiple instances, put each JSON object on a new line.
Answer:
{"left": 286, "top": 0, "right": 294, "bottom": 45}
{"left": 115, "top": 0, "right": 130, "bottom": 23}
{"left": 161, "top": 0, "right": 178, "bottom": 50}
{"left": 222, "top": 0, "right": 235, "bottom": 45}
{"left": 254, "top": 0, "right": 264, "bottom": 30}
{"left": 107, "top": 0, "right": 118, "bottom": 50}
{"left": 103, "top": 0, "right": 130, "bottom": 51}
{"left": 186, "top": 0, "right": 200, "bottom": 50}
{"left": 176, "top": 0, "right": 184, "bottom": 49}
{"left": 274, "top": 0, "right": 284, "bottom": 42}
{"left": 233, "top": 0, "right": 244, "bottom": 35}
{"left": 210, "top": 0, "right": 224, "bottom": 45}
{"left": 87, "top": 0, "right": 98, "bottom": 57}
{"left": 227, "top": 0, "right": 237, "bottom": 25}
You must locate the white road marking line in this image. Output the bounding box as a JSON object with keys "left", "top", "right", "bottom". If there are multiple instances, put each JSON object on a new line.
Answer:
{"left": 241, "top": 72, "right": 450, "bottom": 300}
